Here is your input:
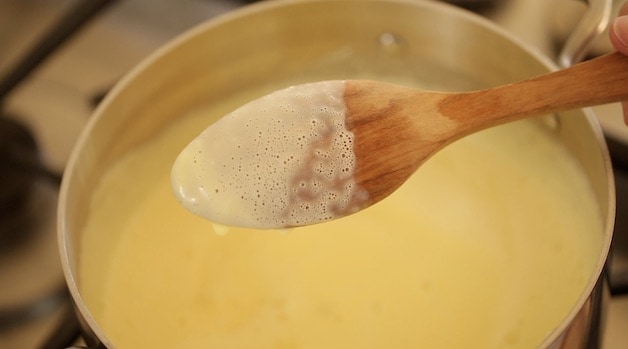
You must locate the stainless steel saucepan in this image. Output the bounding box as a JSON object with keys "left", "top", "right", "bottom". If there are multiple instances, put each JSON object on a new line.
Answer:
{"left": 58, "top": 0, "right": 615, "bottom": 348}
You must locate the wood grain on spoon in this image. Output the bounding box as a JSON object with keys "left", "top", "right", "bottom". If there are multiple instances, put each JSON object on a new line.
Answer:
{"left": 172, "top": 52, "right": 628, "bottom": 229}
{"left": 346, "top": 52, "right": 628, "bottom": 206}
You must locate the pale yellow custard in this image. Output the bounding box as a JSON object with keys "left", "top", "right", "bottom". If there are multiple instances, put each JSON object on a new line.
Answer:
{"left": 171, "top": 81, "right": 362, "bottom": 229}
{"left": 80, "top": 98, "right": 603, "bottom": 349}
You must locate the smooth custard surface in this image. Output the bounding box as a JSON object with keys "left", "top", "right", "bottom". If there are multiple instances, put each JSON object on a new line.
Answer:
{"left": 80, "top": 95, "right": 603, "bottom": 349}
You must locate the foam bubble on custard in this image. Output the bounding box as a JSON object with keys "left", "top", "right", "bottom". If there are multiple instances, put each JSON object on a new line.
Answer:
{"left": 171, "top": 81, "right": 369, "bottom": 229}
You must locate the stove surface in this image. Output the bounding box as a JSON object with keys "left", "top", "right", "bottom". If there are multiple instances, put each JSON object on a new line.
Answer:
{"left": 0, "top": 0, "right": 626, "bottom": 348}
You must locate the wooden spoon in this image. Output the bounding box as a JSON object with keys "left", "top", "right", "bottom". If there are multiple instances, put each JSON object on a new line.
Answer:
{"left": 172, "top": 52, "right": 628, "bottom": 229}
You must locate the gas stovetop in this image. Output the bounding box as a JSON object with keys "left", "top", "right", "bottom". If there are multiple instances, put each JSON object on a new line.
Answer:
{"left": 0, "top": 0, "right": 626, "bottom": 348}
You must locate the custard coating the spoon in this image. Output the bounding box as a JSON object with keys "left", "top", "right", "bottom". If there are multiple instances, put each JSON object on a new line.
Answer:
{"left": 171, "top": 81, "right": 368, "bottom": 229}
{"left": 172, "top": 52, "right": 628, "bottom": 229}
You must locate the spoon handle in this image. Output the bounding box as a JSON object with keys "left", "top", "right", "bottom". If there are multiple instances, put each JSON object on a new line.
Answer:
{"left": 442, "top": 52, "right": 628, "bottom": 134}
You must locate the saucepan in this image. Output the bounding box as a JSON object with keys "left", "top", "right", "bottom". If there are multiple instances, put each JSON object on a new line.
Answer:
{"left": 58, "top": 0, "right": 615, "bottom": 348}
